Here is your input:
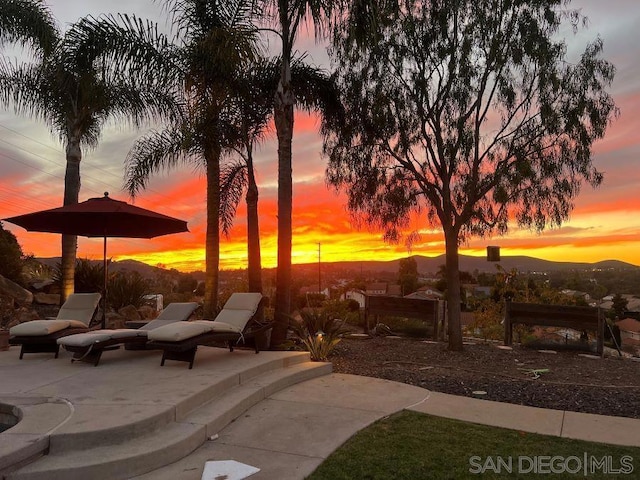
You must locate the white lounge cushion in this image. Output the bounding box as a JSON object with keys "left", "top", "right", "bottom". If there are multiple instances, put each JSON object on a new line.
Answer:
{"left": 223, "top": 292, "right": 262, "bottom": 311}
{"left": 208, "top": 322, "right": 242, "bottom": 334}
{"left": 10, "top": 319, "right": 88, "bottom": 336}
{"left": 57, "top": 329, "right": 143, "bottom": 347}
{"left": 214, "top": 309, "right": 256, "bottom": 330}
{"left": 139, "top": 302, "right": 199, "bottom": 331}
{"left": 148, "top": 321, "right": 215, "bottom": 342}
{"left": 56, "top": 293, "right": 102, "bottom": 325}
{"left": 146, "top": 294, "right": 261, "bottom": 343}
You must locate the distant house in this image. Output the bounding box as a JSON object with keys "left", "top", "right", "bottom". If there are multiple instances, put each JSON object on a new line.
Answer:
{"left": 561, "top": 289, "right": 591, "bottom": 302}
{"left": 366, "top": 283, "right": 388, "bottom": 295}
{"left": 616, "top": 318, "right": 640, "bottom": 345}
{"left": 387, "top": 284, "right": 402, "bottom": 296}
{"left": 405, "top": 286, "right": 443, "bottom": 300}
{"left": 364, "top": 283, "right": 402, "bottom": 297}
{"left": 343, "top": 290, "right": 366, "bottom": 309}
{"left": 299, "top": 285, "right": 330, "bottom": 297}
{"left": 470, "top": 286, "right": 492, "bottom": 298}
{"left": 600, "top": 294, "right": 640, "bottom": 314}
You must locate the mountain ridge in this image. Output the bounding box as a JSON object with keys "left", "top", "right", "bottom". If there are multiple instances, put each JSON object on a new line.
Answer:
{"left": 312, "top": 254, "right": 639, "bottom": 274}
{"left": 35, "top": 254, "right": 639, "bottom": 277}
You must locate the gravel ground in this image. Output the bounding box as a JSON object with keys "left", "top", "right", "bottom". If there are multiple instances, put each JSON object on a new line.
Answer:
{"left": 329, "top": 336, "right": 640, "bottom": 419}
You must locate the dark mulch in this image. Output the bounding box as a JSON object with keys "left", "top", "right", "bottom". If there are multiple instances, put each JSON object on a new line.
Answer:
{"left": 329, "top": 336, "right": 640, "bottom": 419}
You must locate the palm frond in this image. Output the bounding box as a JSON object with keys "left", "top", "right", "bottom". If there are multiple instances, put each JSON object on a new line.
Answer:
{"left": 0, "top": 60, "right": 50, "bottom": 121}
{"left": 124, "top": 125, "right": 200, "bottom": 196}
{"left": 0, "top": 0, "right": 59, "bottom": 56}
{"left": 290, "top": 58, "right": 340, "bottom": 117}
{"left": 104, "top": 82, "right": 183, "bottom": 127}
{"left": 63, "top": 14, "right": 181, "bottom": 87}
{"left": 219, "top": 160, "right": 248, "bottom": 236}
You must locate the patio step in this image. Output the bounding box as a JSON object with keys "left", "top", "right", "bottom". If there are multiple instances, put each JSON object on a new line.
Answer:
{"left": 50, "top": 352, "right": 311, "bottom": 454}
{"left": 6, "top": 360, "right": 331, "bottom": 480}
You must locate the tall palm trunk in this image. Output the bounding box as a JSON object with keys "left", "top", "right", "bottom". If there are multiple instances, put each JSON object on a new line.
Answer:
{"left": 61, "top": 137, "right": 81, "bottom": 303}
{"left": 204, "top": 146, "right": 221, "bottom": 318}
{"left": 444, "top": 225, "right": 463, "bottom": 351}
{"left": 272, "top": 49, "right": 294, "bottom": 347}
{"left": 271, "top": 2, "right": 295, "bottom": 347}
{"left": 245, "top": 146, "right": 262, "bottom": 294}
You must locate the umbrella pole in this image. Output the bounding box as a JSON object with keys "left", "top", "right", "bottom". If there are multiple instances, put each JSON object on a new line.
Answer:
{"left": 102, "top": 236, "right": 107, "bottom": 329}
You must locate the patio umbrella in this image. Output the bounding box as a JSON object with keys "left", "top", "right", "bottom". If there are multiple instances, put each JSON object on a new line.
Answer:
{"left": 4, "top": 192, "right": 189, "bottom": 328}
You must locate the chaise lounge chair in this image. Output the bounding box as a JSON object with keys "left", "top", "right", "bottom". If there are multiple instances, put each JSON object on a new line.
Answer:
{"left": 147, "top": 293, "right": 267, "bottom": 369}
{"left": 9, "top": 292, "right": 102, "bottom": 359}
{"left": 57, "top": 302, "right": 200, "bottom": 366}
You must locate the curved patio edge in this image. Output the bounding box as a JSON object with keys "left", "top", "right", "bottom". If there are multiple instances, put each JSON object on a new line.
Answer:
{"left": 0, "top": 396, "right": 73, "bottom": 474}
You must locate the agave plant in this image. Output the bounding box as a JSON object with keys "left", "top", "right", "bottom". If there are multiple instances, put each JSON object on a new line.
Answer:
{"left": 289, "top": 308, "right": 348, "bottom": 362}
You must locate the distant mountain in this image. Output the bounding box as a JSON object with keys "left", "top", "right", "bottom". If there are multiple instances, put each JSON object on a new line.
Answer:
{"left": 35, "top": 257, "right": 174, "bottom": 278}
{"left": 37, "top": 254, "right": 638, "bottom": 278}
{"left": 313, "top": 254, "right": 639, "bottom": 275}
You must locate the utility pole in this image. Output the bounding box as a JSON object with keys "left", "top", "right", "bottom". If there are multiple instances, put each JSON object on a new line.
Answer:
{"left": 318, "top": 242, "right": 321, "bottom": 296}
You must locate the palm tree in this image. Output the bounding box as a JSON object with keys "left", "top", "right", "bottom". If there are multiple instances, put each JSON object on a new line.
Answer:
{"left": 262, "top": 0, "right": 339, "bottom": 347}
{"left": 0, "top": 3, "right": 178, "bottom": 302}
{"left": 220, "top": 57, "right": 340, "bottom": 302}
{"left": 124, "top": 0, "right": 260, "bottom": 318}
{"left": 219, "top": 61, "right": 273, "bottom": 293}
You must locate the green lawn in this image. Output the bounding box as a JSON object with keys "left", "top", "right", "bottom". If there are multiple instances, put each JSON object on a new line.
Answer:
{"left": 307, "top": 411, "right": 639, "bottom": 479}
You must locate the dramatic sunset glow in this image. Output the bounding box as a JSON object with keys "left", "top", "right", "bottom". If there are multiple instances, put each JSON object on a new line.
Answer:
{"left": 1, "top": 1, "right": 639, "bottom": 272}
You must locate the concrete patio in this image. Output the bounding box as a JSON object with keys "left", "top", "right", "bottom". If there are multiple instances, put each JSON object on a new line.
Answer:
{"left": 1, "top": 343, "right": 639, "bottom": 480}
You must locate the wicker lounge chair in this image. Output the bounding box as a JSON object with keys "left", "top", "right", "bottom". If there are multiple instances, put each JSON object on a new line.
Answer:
{"left": 9, "top": 292, "right": 101, "bottom": 359}
{"left": 57, "top": 302, "right": 200, "bottom": 366}
{"left": 147, "top": 293, "right": 267, "bottom": 369}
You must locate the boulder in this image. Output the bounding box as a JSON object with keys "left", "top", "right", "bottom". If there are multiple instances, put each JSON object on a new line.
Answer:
{"left": 105, "top": 312, "right": 126, "bottom": 329}
{"left": 15, "top": 307, "right": 39, "bottom": 325}
{"left": 34, "top": 293, "right": 61, "bottom": 305}
{"left": 117, "top": 304, "right": 142, "bottom": 322}
{"left": 0, "top": 274, "right": 33, "bottom": 305}
{"left": 137, "top": 305, "right": 156, "bottom": 320}
{"left": 30, "top": 279, "right": 55, "bottom": 292}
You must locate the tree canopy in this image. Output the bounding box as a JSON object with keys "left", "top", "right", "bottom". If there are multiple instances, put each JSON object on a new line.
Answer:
{"left": 324, "top": 0, "right": 618, "bottom": 350}
{"left": 0, "top": 222, "right": 24, "bottom": 284}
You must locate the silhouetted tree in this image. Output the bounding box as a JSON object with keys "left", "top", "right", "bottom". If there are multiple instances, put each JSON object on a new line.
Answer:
{"left": 325, "top": 0, "right": 618, "bottom": 350}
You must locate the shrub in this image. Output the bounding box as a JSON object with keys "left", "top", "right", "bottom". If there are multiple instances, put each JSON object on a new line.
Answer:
{"left": 0, "top": 223, "right": 24, "bottom": 285}
{"left": 75, "top": 259, "right": 105, "bottom": 293}
{"left": 468, "top": 299, "right": 504, "bottom": 341}
{"left": 53, "top": 258, "right": 105, "bottom": 293}
{"left": 107, "top": 271, "right": 150, "bottom": 310}
{"left": 322, "top": 299, "right": 361, "bottom": 326}
{"left": 289, "top": 309, "right": 349, "bottom": 361}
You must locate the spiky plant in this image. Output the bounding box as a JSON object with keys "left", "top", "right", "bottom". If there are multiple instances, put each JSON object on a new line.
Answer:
{"left": 289, "top": 308, "right": 348, "bottom": 362}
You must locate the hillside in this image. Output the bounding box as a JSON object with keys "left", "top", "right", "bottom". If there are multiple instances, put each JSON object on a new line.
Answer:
{"left": 314, "top": 254, "right": 639, "bottom": 275}
{"left": 37, "top": 254, "right": 638, "bottom": 278}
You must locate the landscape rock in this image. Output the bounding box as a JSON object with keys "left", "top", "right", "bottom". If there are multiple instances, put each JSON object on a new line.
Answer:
{"left": 30, "top": 279, "right": 55, "bottom": 292}
{"left": 0, "top": 274, "right": 33, "bottom": 305}
{"left": 34, "top": 292, "right": 61, "bottom": 305}
{"left": 105, "top": 312, "right": 126, "bottom": 329}
{"left": 137, "top": 305, "right": 156, "bottom": 320}
{"left": 15, "top": 307, "right": 39, "bottom": 325}
{"left": 118, "top": 305, "right": 141, "bottom": 322}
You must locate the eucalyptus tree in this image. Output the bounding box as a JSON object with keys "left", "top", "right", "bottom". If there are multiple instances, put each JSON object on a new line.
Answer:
{"left": 123, "top": 0, "right": 261, "bottom": 318}
{"left": 324, "top": 0, "right": 618, "bottom": 350}
{"left": 0, "top": 1, "right": 177, "bottom": 302}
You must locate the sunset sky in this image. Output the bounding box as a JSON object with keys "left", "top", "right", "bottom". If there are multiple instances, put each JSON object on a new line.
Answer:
{"left": 1, "top": 0, "right": 639, "bottom": 272}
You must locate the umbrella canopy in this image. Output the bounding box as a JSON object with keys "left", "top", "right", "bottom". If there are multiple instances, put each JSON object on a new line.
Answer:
{"left": 4, "top": 192, "right": 189, "bottom": 328}
{"left": 5, "top": 192, "right": 188, "bottom": 238}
